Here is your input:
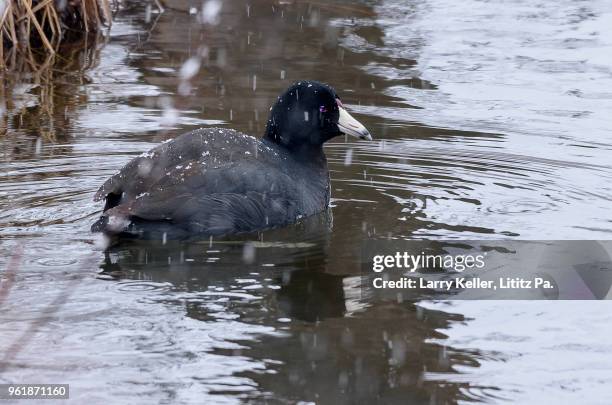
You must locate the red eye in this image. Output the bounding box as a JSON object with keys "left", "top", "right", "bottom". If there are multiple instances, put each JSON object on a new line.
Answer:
{"left": 335, "top": 98, "right": 344, "bottom": 108}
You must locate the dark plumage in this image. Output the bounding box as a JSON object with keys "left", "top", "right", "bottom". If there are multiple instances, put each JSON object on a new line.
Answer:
{"left": 91, "top": 81, "right": 371, "bottom": 237}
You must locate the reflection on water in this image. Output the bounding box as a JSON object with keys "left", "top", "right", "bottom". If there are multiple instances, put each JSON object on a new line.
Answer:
{"left": 97, "top": 216, "right": 496, "bottom": 404}
{"left": 2, "top": 0, "right": 612, "bottom": 403}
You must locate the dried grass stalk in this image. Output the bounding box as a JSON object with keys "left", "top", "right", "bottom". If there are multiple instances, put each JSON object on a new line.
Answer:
{"left": 1, "top": 0, "right": 112, "bottom": 68}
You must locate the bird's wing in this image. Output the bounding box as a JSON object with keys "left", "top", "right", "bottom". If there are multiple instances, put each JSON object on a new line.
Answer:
{"left": 102, "top": 159, "right": 300, "bottom": 234}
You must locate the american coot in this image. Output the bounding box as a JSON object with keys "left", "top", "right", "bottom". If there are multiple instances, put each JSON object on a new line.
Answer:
{"left": 91, "top": 81, "right": 371, "bottom": 236}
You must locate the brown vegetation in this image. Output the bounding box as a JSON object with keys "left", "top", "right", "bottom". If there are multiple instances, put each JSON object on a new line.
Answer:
{"left": 0, "top": 0, "right": 112, "bottom": 68}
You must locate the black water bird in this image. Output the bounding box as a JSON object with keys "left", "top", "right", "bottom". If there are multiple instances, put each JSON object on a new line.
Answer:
{"left": 91, "top": 81, "right": 371, "bottom": 236}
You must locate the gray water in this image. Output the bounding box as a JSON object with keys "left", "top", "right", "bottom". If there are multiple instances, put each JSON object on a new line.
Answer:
{"left": 1, "top": 0, "right": 612, "bottom": 403}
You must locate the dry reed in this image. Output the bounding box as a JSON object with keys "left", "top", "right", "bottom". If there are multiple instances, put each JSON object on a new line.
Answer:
{"left": 0, "top": 0, "right": 112, "bottom": 68}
